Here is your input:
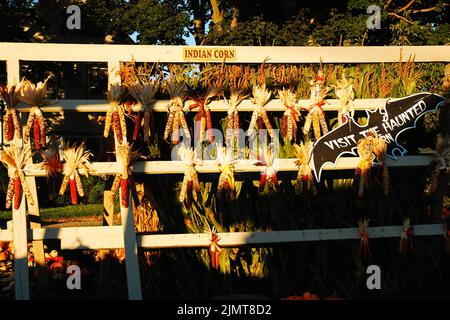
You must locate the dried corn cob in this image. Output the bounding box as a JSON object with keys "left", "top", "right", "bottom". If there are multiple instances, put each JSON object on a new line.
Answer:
{"left": 354, "top": 133, "right": 375, "bottom": 197}
{"left": 132, "top": 112, "right": 140, "bottom": 141}
{"left": 104, "top": 85, "right": 126, "bottom": 141}
{"left": 208, "top": 227, "right": 221, "bottom": 269}
{"left": 69, "top": 177, "right": 78, "bottom": 205}
{"left": 372, "top": 135, "right": 390, "bottom": 196}
{"left": 257, "top": 145, "right": 278, "bottom": 193}
{"left": 302, "top": 71, "right": 329, "bottom": 140}
{"left": 217, "top": 146, "right": 235, "bottom": 201}
{"left": 13, "top": 175, "right": 22, "bottom": 210}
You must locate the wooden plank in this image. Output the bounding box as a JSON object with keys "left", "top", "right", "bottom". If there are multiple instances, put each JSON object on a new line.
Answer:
{"left": 12, "top": 194, "right": 29, "bottom": 300}
{"left": 11, "top": 223, "right": 443, "bottom": 249}
{"left": 119, "top": 191, "right": 143, "bottom": 300}
{"left": 1, "top": 43, "right": 449, "bottom": 63}
{"left": 0, "top": 230, "right": 13, "bottom": 242}
{"left": 30, "top": 226, "right": 124, "bottom": 249}
{"left": 138, "top": 224, "right": 444, "bottom": 248}
{"left": 99, "top": 191, "right": 115, "bottom": 297}
{"left": 24, "top": 155, "right": 434, "bottom": 177}
{"left": 15, "top": 98, "right": 394, "bottom": 113}
{"left": 6, "top": 58, "right": 20, "bottom": 86}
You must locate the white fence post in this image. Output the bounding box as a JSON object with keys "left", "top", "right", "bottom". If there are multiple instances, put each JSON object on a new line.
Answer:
{"left": 12, "top": 194, "right": 29, "bottom": 300}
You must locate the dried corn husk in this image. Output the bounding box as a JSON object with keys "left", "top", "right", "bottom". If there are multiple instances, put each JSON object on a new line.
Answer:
{"left": 257, "top": 144, "right": 278, "bottom": 193}
{"left": 164, "top": 82, "right": 190, "bottom": 144}
{"left": 354, "top": 134, "right": 375, "bottom": 197}
{"left": 372, "top": 135, "right": 390, "bottom": 196}
{"left": 59, "top": 142, "right": 95, "bottom": 204}
{"left": 226, "top": 89, "right": 247, "bottom": 149}
{"left": 127, "top": 80, "right": 159, "bottom": 141}
{"left": 189, "top": 87, "right": 220, "bottom": 144}
{"left": 0, "top": 145, "right": 34, "bottom": 208}
{"left": 0, "top": 84, "right": 22, "bottom": 141}
{"left": 208, "top": 226, "right": 221, "bottom": 269}
{"left": 399, "top": 218, "right": 414, "bottom": 253}
{"left": 104, "top": 84, "right": 126, "bottom": 142}
{"left": 17, "top": 78, "right": 50, "bottom": 148}
{"left": 334, "top": 74, "right": 354, "bottom": 126}
{"left": 217, "top": 146, "right": 235, "bottom": 201}
{"left": 249, "top": 84, "right": 273, "bottom": 137}
{"left": 302, "top": 71, "right": 329, "bottom": 140}
{"left": 358, "top": 218, "right": 371, "bottom": 258}
{"left": 178, "top": 144, "right": 200, "bottom": 207}
{"left": 293, "top": 141, "right": 316, "bottom": 195}
{"left": 279, "top": 89, "right": 300, "bottom": 142}
{"left": 109, "top": 142, "right": 141, "bottom": 208}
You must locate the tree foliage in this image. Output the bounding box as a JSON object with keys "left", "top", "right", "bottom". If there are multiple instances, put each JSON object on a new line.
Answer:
{"left": 0, "top": 0, "right": 448, "bottom": 45}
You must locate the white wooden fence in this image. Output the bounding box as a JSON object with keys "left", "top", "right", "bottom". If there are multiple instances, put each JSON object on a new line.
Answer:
{"left": 0, "top": 43, "right": 449, "bottom": 300}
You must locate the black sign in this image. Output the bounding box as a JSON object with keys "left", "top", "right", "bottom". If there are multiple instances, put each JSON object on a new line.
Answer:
{"left": 311, "top": 92, "right": 446, "bottom": 181}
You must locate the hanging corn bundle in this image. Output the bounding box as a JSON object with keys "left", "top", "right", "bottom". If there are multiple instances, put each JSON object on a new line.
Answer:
{"left": 0, "top": 84, "right": 21, "bottom": 142}
{"left": 178, "top": 144, "right": 200, "bottom": 208}
{"left": 104, "top": 84, "right": 126, "bottom": 144}
{"left": 421, "top": 134, "right": 450, "bottom": 197}
{"left": 127, "top": 80, "right": 159, "bottom": 142}
{"left": 110, "top": 142, "right": 140, "bottom": 208}
{"left": 256, "top": 144, "right": 278, "bottom": 193}
{"left": 188, "top": 87, "right": 220, "bottom": 144}
{"left": 164, "top": 82, "right": 190, "bottom": 144}
{"left": 279, "top": 89, "right": 300, "bottom": 142}
{"left": 0, "top": 145, "right": 34, "bottom": 209}
{"left": 293, "top": 141, "right": 316, "bottom": 195}
{"left": 399, "top": 218, "right": 414, "bottom": 253}
{"left": 39, "top": 146, "right": 62, "bottom": 197}
{"left": 226, "top": 88, "right": 247, "bottom": 149}
{"left": 207, "top": 227, "right": 221, "bottom": 269}
{"left": 59, "top": 143, "right": 95, "bottom": 205}
{"left": 334, "top": 74, "right": 354, "bottom": 126}
{"left": 17, "top": 78, "right": 50, "bottom": 149}
{"left": 358, "top": 218, "right": 372, "bottom": 258}
{"left": 372, "top": 135, "right": 390, "bottom": 196}
{"left": 354, "top": 133, "right": 376, "bottom": 197}
{"left": 302, "top": 71, "right": 329, "bottom": 141}
{"left": 248, "top": 84, "right": 273, "bottom": 138}
{"left": 217, "top": 146, "right": 235, "bottom": 201}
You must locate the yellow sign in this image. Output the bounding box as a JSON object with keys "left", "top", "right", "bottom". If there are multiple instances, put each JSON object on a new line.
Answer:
{"left": 183, "top": 47, "right": 236, "bottom": 62}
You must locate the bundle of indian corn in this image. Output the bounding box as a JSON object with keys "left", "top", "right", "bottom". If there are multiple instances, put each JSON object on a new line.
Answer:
{"left": 279, "top": 88, "right": 300, "bottom": 142}
{"left": 216, "top": 146, "right": 235, "bottom": 201}
{"left": 248, "top": 84, "right": 273, "bottom": 138}
{"left": 334, "top": 74, "right": 354, "bottom": 126}
{"left": 127, "top": 80, "right": 159, "bottom": 142}
{"left": 0, "top": 144, "right": 33, "bottom": 209}
{"left": 256, "top": 144, "right": 278, "bottom": 193}
{"left": 188, "top": 87, "right": 220, "bottom": 144}
{"left": 302, "top": 71, "right": 329, "bottom": 140}
{"left": 178, "top": 144, "right": 200, "bottom": 207}
{"left": 164, "top": 81, "right": 190, "bottom": 144}
{"left": 0, "top": 84, "right": 21, "bottom": 142}
{"left": 59, "top": 142, "right": 95, "bottom": 205}
{"left": 226, "top": 87, "right": 247, "bottom": 149}
{"left": 17, "top": 77, "right": 50, "bottom": 149}
{"left": 293, "top": 141, "right": 316, "bottom": 195}
{"left": 104, "top": 84, "right": 127, "bottom": 144}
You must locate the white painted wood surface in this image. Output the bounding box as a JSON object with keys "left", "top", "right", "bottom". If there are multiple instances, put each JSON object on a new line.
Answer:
{"left": 14, "top": 98, "right": 391, "bottom": 113}
{"left": 0, "top": 224, "right": 445, "bottom": 249}
{"left": 1, "top": 43, "right": 449, "bottom": 63}
{"left": 12, "top": 194, "right": 29, "bottom": 300}
{"left": 23, "top": 155, "right": 433, "bottom": 177}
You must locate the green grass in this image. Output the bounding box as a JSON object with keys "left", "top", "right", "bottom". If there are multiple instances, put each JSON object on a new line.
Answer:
{"left": 0, "top": 204, "right": 103, "bottom": 221}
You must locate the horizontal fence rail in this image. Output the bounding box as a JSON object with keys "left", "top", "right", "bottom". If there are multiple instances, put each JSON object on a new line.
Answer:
{"left": 15, "top": 98, "right": 394, "bottom": 113}
{"left": 0, "top": 224, "right": 445, "bottom": 249}
{"left": 24, "top": 156, "right": 433, "bottom": 177}
{"left": 1, "top": 43, "right": 450, "bottom": 63}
